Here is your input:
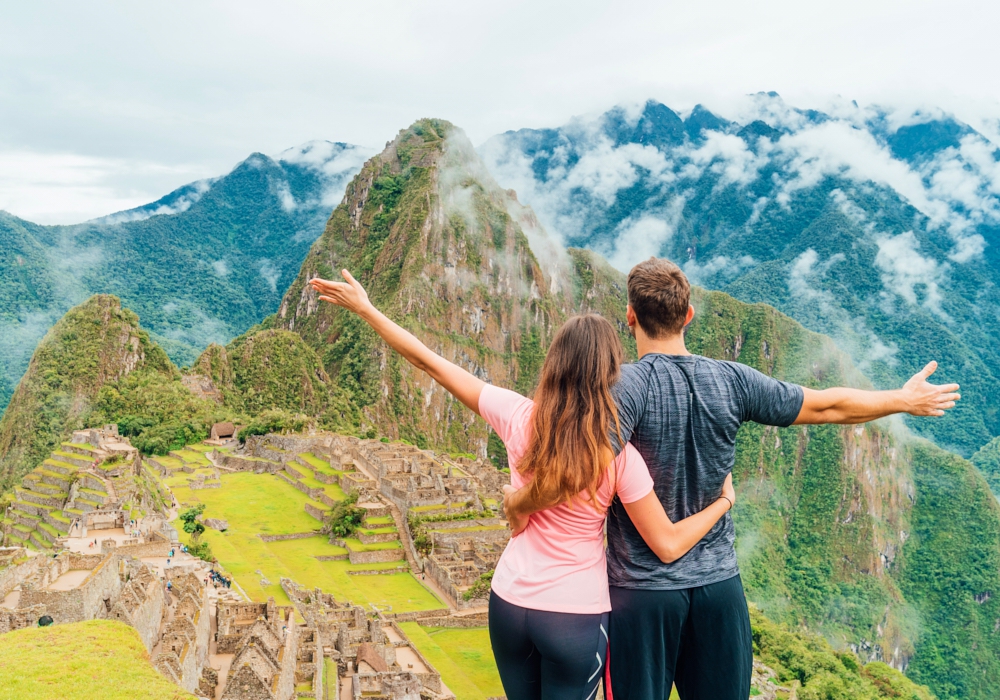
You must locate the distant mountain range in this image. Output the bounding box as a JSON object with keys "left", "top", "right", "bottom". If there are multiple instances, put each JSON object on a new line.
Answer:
{"left": 0, "top": 141, "right": 372, "bottom": 413}
{"left": 481, "top": 94, "right": 1000, "bottom": 456}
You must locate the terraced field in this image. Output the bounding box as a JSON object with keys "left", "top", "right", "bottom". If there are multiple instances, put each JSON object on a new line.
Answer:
{"left": 162, "top": 452, "right": 442, "bottom": 611}
{"left": 3, "top": 442, "right": 112, "bottom": 551}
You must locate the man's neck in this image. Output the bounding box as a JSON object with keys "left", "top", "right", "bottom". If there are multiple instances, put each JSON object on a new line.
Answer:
{"left": 635, "top": 331, "right": 690, "bottom": 358}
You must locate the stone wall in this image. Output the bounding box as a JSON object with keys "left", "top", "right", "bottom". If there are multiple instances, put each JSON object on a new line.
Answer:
{"left": 304, "top": 502, "right": 328, "bottom": 521}
{"left": 258, "top": 532, "right": 320, "bottom": 543}
{"left": 19, "top": 553, "right": 123, "bottom": 624}
{"left": 115, "top": 540, "right": 172, "bottom": 558}
{"left": 0, "top": 604, "right": 46, "bottom": 634}
{"left": 347, "top": 547, "right": 405, "bottom": 565}
{"left": 0, "top": 550, "right": 43, "bottom": 599}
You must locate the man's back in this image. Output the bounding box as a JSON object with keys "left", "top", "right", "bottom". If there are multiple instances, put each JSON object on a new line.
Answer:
{"left": 607, "top": 353, "right": 803, "bottom": 590}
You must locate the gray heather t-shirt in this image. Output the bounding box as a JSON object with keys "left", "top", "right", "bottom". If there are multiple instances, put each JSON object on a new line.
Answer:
{"left": 607, "top": 354, "right": 804, "bottom": 590}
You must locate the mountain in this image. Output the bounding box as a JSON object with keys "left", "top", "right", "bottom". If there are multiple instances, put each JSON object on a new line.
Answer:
{"left": 0, "top": 140, "right": 371, "bottom": 415}
{"left": 480, "top": 95, "right": 1000, "bottom": 457}
{"left": 0, "top": 295, "right": 175, "bottom": 491}
{"left": 270, "top": 120, "right": 1000, "bottom": 697}
{"left": 2, "top": 117, "right": 999, "bottom": 697}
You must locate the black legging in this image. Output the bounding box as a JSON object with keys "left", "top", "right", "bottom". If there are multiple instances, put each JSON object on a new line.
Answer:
{"left": 489, "top": 590, "right": 608, "bottom": 700}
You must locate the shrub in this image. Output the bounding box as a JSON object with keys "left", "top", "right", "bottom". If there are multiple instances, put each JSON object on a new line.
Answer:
{"left": 463, "top": 570, "right": 493, "bottom": 601}
{"left": 326, "top": 491, "right": 365, "bottom": 538}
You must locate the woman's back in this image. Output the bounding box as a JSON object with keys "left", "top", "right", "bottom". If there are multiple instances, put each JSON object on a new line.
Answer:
{"left": 480, "top": 384, "right": 653, "bottom": 614}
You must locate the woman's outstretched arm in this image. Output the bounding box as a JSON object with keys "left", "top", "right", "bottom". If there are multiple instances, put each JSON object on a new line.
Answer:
{"left": 310, "top": 271, "right": 486, "bottom": 415}
{"left": 622, "top": 473, "right": 734, "bottom": 563}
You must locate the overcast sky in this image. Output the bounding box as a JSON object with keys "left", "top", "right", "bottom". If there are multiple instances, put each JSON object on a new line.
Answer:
{"left": 2, "top": 0, "right": 998, "bottom": 224}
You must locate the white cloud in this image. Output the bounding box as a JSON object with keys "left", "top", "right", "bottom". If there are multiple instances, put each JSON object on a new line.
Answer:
{"left": 276, "top": 141, "right": 375, "bottom": 207}
{"left": 788, "top": 248, "right": 899, "bottom": 369}
{"left": 275, "top": 180, "right": 296, "bottom": 211}
{"left": 598, "top": 207, "right": 682, "bottom": 273}
{"left": 683, "top": 254, "right": 756, "bottom": 285}
{"left": 211, "top": 259, "right": 229, "bottom": 277}
{"left": 874, "top": 231, "right": 948, "bottom": 318}
{"left": 0, "top": 150, "right": 210, "bottom": 225}
{"left": 259, "top": 259, "right": 281, "bottom": 293}
{"left": 680, "top": 131, "right": 763, "bottom": 188}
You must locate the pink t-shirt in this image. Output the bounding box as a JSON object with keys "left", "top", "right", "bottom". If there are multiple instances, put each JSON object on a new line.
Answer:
{"left": 480, "top": 384, "right": 654, "bottom": 614}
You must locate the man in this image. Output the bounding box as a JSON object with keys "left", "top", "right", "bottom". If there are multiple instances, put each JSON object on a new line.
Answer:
{"left": 505, "top": 257, "right": 959, "bottom": 700}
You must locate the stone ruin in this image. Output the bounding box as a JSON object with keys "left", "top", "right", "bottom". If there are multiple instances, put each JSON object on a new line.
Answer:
{"left": 281, "top": 579, "right": 452, "bottom": 700}
{"left": 229, "top": 432, "right": 510, "bottom": 608}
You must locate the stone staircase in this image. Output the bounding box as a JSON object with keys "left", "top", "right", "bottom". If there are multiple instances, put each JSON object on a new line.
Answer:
{"left": 3, "top": 442, "right": 114, "bottom": 551}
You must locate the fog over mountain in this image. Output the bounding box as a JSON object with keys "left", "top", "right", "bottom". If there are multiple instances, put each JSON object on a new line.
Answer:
{"left": 480, "top": 93, "right": 1000, "bottom": 455}
{"left": 0, "top": 141, "right": 372, "bottom": 412}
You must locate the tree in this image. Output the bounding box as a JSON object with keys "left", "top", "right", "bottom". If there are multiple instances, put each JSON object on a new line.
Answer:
{"left": 179, "top": 504, "right": 205, "bottom": 538}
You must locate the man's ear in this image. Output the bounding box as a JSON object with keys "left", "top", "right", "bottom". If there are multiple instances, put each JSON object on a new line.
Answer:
{"left": 626, "top": 305, "right": 637, "bottom": 328}
{"left": 684, "top": 305, "right": 695, "bottom": 327}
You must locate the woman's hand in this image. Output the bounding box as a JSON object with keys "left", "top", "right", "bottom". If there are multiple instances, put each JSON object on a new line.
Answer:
{"left": 503, "top": 485, "right": 530, "bottom": 537}
{"left": 720, "top": 473, "right": 735, "bottom": 511}
{"left": 309, "top": 270, "right": 373, "bottom": 316}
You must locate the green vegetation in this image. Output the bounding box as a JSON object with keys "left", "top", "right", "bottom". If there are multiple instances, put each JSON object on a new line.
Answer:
{"left": 750, "top": 607, "right": 935, "bottom": 700}
{"left": 237, "top": 408, "right": 313, "bottom": 443}
{"left": 463, "top": 570, "right": 493, "bottom": 601}
{"left": 166, "top": 470, "right": 442, "bottom": 610}
{"left": 0, "top": 295, "right": 175, "bottom": 490}
{"left": 0, "top": 619, "right": 195, "bottom": 699}
{"left": 0, "top": 147, "right": 365, "bottom": 414}
{"left": 970, "top": 436, "right": 1000, "bottom": 497}
{"left": 899, "top": 445, "right": 1000, "bottom": 698}
{"left": 398, "top": 623, "right": 504, "bottom": 700}
{"left": 325, "top": 491, "right": 365, "bottom": 538}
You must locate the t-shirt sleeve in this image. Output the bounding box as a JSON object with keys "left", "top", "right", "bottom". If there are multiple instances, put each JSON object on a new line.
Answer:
{"left": 612, "top": 444, "right": 655, "bottom": 504}
{"left": 611, "top": 364, "right": 650, "bottom": 454}
{"left": 478, "top": 384, "right": 534, "bottom": 467}
{"left": 732, "top": 363, "right": 805, "bottom": 427}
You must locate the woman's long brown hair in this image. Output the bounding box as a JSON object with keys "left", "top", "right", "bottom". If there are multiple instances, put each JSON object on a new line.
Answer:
{"left": 518, "top": 314, "right": 625, "bottom": 510}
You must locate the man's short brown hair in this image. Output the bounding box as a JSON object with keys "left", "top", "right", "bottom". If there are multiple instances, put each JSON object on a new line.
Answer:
{"left": 627, "top": 257, "right": 692, "bottom": 339}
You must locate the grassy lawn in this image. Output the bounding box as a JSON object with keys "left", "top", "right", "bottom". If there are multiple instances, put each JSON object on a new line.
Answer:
{"left": 364, "top": 515, "right": 394, "bottom": 526}
{"left": 344, "top": 538, "right": 402, "bottom": 552}
{"left": 168, "top": 472, "right": 441, "bottom": 611}
{"left": 0, "top": 619, "right": 194, "bottom": 700}
{"left": 399, "top": 623, "right": 503, "bottom": 700}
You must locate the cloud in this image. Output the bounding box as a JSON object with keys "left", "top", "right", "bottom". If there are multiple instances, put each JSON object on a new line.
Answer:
{"left": 274, "top": 180, "right": 296, "bottom": 211}
{"left": 0, "top": 150, "right": 212, "bottom": 225}
{"left": 680, "top": 131, "right": 763, "bottom": 188}
{"left": 874, "top": 231, "right": 948, "bottom": 318}
{"left": 259, "top": 259, "right": 281, "bottom": 293}
{"left": 276, "top": 141, "right": 375, "bottom": 207}
{"left": 788, "top": 248, "right": 899, "bottom": 369}
{"left": 211, "top": 259, "right": 229, "bottom": 277}
{"left": 683, "top": 254, "right": 756, "bottom": 285}
{"left": 95, "top": 179, "right": 214, "bottom": 224}
{"left": 598, "top": 207, "right": 682, "bottom": 273}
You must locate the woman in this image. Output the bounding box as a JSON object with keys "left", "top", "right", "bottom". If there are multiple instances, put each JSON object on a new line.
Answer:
{"left": 310, "top": 271, "right": 734, "bottom": 700}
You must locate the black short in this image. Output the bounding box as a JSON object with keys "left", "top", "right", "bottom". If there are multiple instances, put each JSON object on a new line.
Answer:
{"left": 608, "top": 574, "right": 752, "bottom": 700}
{"left": 489, "top": 590, "right": 608, "bottom": 700}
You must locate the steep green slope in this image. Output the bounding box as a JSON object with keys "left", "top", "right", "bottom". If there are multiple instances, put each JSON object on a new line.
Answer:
{"left": 193, "top": 328, "right": 356, "bottom": 429}
{"left": 970, "top": 436, "right": 1000, "bottom": 496}
{"left": 0, "top": 295, "right": 174, "bottom": 491}
{"left": 275, "top": 119, "right": 580, "bottom": 453}
{"left": 0, "top": 142, "right": 369, "bottom": 414}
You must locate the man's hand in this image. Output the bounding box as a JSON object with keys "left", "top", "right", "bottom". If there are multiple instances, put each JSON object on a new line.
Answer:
{"left": 502, "top": 485, "right": 530, "bottom": 537}
{"left": 309, "top": 270, "right": 373, "bottom": 316}
{"left": 900, "top": 361, "right": 961, "bottom": 417}
{"left": 795, "top": 360, "right": 960, "bottom": 425}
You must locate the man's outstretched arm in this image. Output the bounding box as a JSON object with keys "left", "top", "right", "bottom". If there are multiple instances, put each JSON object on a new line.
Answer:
{"left": 793, "top": 361, "right": 960, "bottom": 425}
